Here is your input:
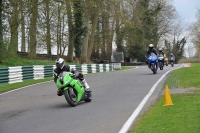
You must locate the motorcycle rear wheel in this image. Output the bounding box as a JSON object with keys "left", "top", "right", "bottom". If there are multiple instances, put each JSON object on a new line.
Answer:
{"left": 159, "top": 62, "right": 163, "bottom": 70}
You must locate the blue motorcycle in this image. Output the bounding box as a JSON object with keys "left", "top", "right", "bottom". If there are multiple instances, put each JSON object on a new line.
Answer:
{"left": 147, "top": 53, "right": 158, "bottom": 74}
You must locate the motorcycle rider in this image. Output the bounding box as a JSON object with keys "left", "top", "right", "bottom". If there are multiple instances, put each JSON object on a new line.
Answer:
{"left": 146, "top": 44, "right": 157, "bottom": 68}
{"left": 170, "top": 53, "right": 175, "bottom": 63}
{"left": 158, "top": 47, "right": 165, "bottom": 66}
{"left": 53, "top": 58, "right": 90, "bottom": 96}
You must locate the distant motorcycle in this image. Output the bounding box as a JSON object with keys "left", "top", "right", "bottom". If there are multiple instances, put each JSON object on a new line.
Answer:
{"left": 56, "top": 71, "right": 92, "bottom": 107}
{"left": 170, "top": 56, "right": 175, "bottom": 67}
{"left": 158, "top": 54, "right": 164, "bottom": 70}
{"left": 147, "top": 52, "right": 158, "bottom": 74}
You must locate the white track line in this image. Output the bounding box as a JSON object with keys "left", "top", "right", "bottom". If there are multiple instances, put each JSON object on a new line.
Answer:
{"left": 118, "top": 64, "right": 184, "bottom": 133}
{"left": 0, "top": 80, "right": 53, "bottom": 96}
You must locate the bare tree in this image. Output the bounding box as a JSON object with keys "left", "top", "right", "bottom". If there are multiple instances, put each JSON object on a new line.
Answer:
{"left": 28, "top": 0, "right": 38, "bottom": 59}
{"left": 20, "top": 0, "right": 25, "bottom": 52}
{"left": 66, "top": 0, "right": 74, "bottom": 62}
{"left": 186, "top": 44, "right": 195, "bottom": 58}
{"left": 87, "top": 1, "right": 101, "bottom": 61}
{"left": 44, "top": 0, "right": 52, "bottom": 56}
{"left": 0, "top": 0, "right": 3, "bottom": 63}
{"left": 191, "top": 9, "right": 200, "bottom": 58}
{"left": 81, "top": 0, "right": 90, "bottom": 63}
{"left": 9, "top": 0, "right": 19, "bottom": 56}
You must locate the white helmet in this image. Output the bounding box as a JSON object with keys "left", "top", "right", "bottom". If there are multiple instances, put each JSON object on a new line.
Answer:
{"left": 159, "top": 48, "right": 163, "bottom": 51}
{"left": 55, "top": 58, "right": 65, "bottom": 69}
{"left": 149, "top": 44, "right": 154, "bottom": 48}
{"left": 149, "top": 44, "right": 154, "bottom": 50}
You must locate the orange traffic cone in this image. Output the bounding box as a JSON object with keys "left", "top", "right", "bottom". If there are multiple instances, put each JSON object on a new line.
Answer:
{"left": 163, "top": 85, "right": 174, "bottom": 106}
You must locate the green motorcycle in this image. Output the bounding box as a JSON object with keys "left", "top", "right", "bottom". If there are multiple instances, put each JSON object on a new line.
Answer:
{"left": 56, "top": 71, "right": 92, "bottom": 107}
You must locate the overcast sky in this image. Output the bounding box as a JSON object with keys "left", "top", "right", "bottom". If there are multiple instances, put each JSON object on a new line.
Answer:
{"left": 173, "top": 0, "right": 200, "bottom": 24}
{"left": 172, "top": 0, "right": 200, "bottom": 57}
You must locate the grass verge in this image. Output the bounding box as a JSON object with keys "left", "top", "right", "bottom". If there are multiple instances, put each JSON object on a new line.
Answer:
{"left": 0, "top": 77, "right": 53, "bottom": 93}
{"left": 131, "top": 63, "right": 200, "bottom": 133}
{"left": 132, "top": 91, "right": 200, "bottom": 133}
{"left": 164, "top": 63, "right": 200, "bottom": 88}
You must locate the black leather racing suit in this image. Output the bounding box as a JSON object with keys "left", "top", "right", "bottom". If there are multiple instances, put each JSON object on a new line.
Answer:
{"left": 53, "top": 65, "right": 70, "bottom": 83}
{"left": 53, "top": 65, "right": 84, "bottom": 83}
{"left": 146, "top": 48, "right": 157, "bottom": 57}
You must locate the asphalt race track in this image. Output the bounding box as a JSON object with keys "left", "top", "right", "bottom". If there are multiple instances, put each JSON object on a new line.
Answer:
{"left": 0, "top": 64, "right": 183, "bottom": 133}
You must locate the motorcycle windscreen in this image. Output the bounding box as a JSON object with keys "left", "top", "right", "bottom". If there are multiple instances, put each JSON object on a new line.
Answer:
{"left": 148, "top": 53, "right": 157, "bottom": 62}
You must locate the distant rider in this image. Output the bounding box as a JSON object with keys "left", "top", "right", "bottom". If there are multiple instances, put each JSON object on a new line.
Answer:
{"left": 170, "top": 53, "right": 175, "bottom": 63}
{"left": 53, "top": 58, "right": 90, "bottom": 96}
{"left": 146, "top": 44, "right": 157, "bottom": 68}
{"left": 158, "top": 48, "right": 165, "bottom": 66}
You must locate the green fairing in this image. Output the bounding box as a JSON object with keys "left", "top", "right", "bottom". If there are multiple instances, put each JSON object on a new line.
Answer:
{"left": 56, "top": 78, "right": 62, "bottom": 88}
{"left": 56, "top": 72, "right": 85, "bottom": 102}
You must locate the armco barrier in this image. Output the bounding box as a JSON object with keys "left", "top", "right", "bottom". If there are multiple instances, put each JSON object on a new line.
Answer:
{"left": 0, "top": 64, "right": 113, "bottom": 85}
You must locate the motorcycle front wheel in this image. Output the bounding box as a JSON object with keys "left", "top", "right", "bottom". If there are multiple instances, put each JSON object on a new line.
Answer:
{"left": 64, "top": 87, "right": 77, "bottom": 107}
{"left": 151, "top": 64, "right": 157, "bottom": 74}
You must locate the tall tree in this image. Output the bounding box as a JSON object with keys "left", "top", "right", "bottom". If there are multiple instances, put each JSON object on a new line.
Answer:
{"left": 101, "top": 8, "right": 106, "bottom": 58}
{"left": 20, "top": 0, "right": 25, "bottom": 52}
{"left": 44, "top": 0, "right": 51, "bottom": 56}
{"left": 115, "top": 1, "right": 124, "bottom": 52}
{"left": 66, "top": 0, "right": 74, "bottom": 62}
{"left": 9, "top": 0, "right": 19, "bottom": 56}
{"left": 191, "top": 9, "right": 200, "bottom": 58}
{"left": 173, "top": 37, "right": 186, "bottom": 62}
{"left": 107, "top": 15, "right": 115, "bottom": 60}
{"left": 87, "top": 1, "right": 101, "bottom": 61}
{"left": 81, "top": 0, "right": 90, "bottom": 63}
{"left": 164, "top": 37, "right": 186, "bottom": 63}
{"left": 164, "top": 16, "right": 188, "bottom": 61}
{"left": 73, "top": 0, "right": 84, "bottom": 63}
{"left": 28, "top": 0, "right": 38, "bottom": 59}
{"left": 91, "top": 18, "right": 101, "bottom": 59}
{"left": 56, "top": 2, "right": 62, "bottom": 56}
{"left": 0, "top": 0, "right": 3, "bottom": 63}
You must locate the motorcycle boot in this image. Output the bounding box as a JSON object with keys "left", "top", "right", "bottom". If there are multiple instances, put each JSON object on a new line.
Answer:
{"left": 57, "top": 89, "right": 63, "bottom": 96}
{"left": 82, "top": 79, "right": 91, "bottom": 93}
